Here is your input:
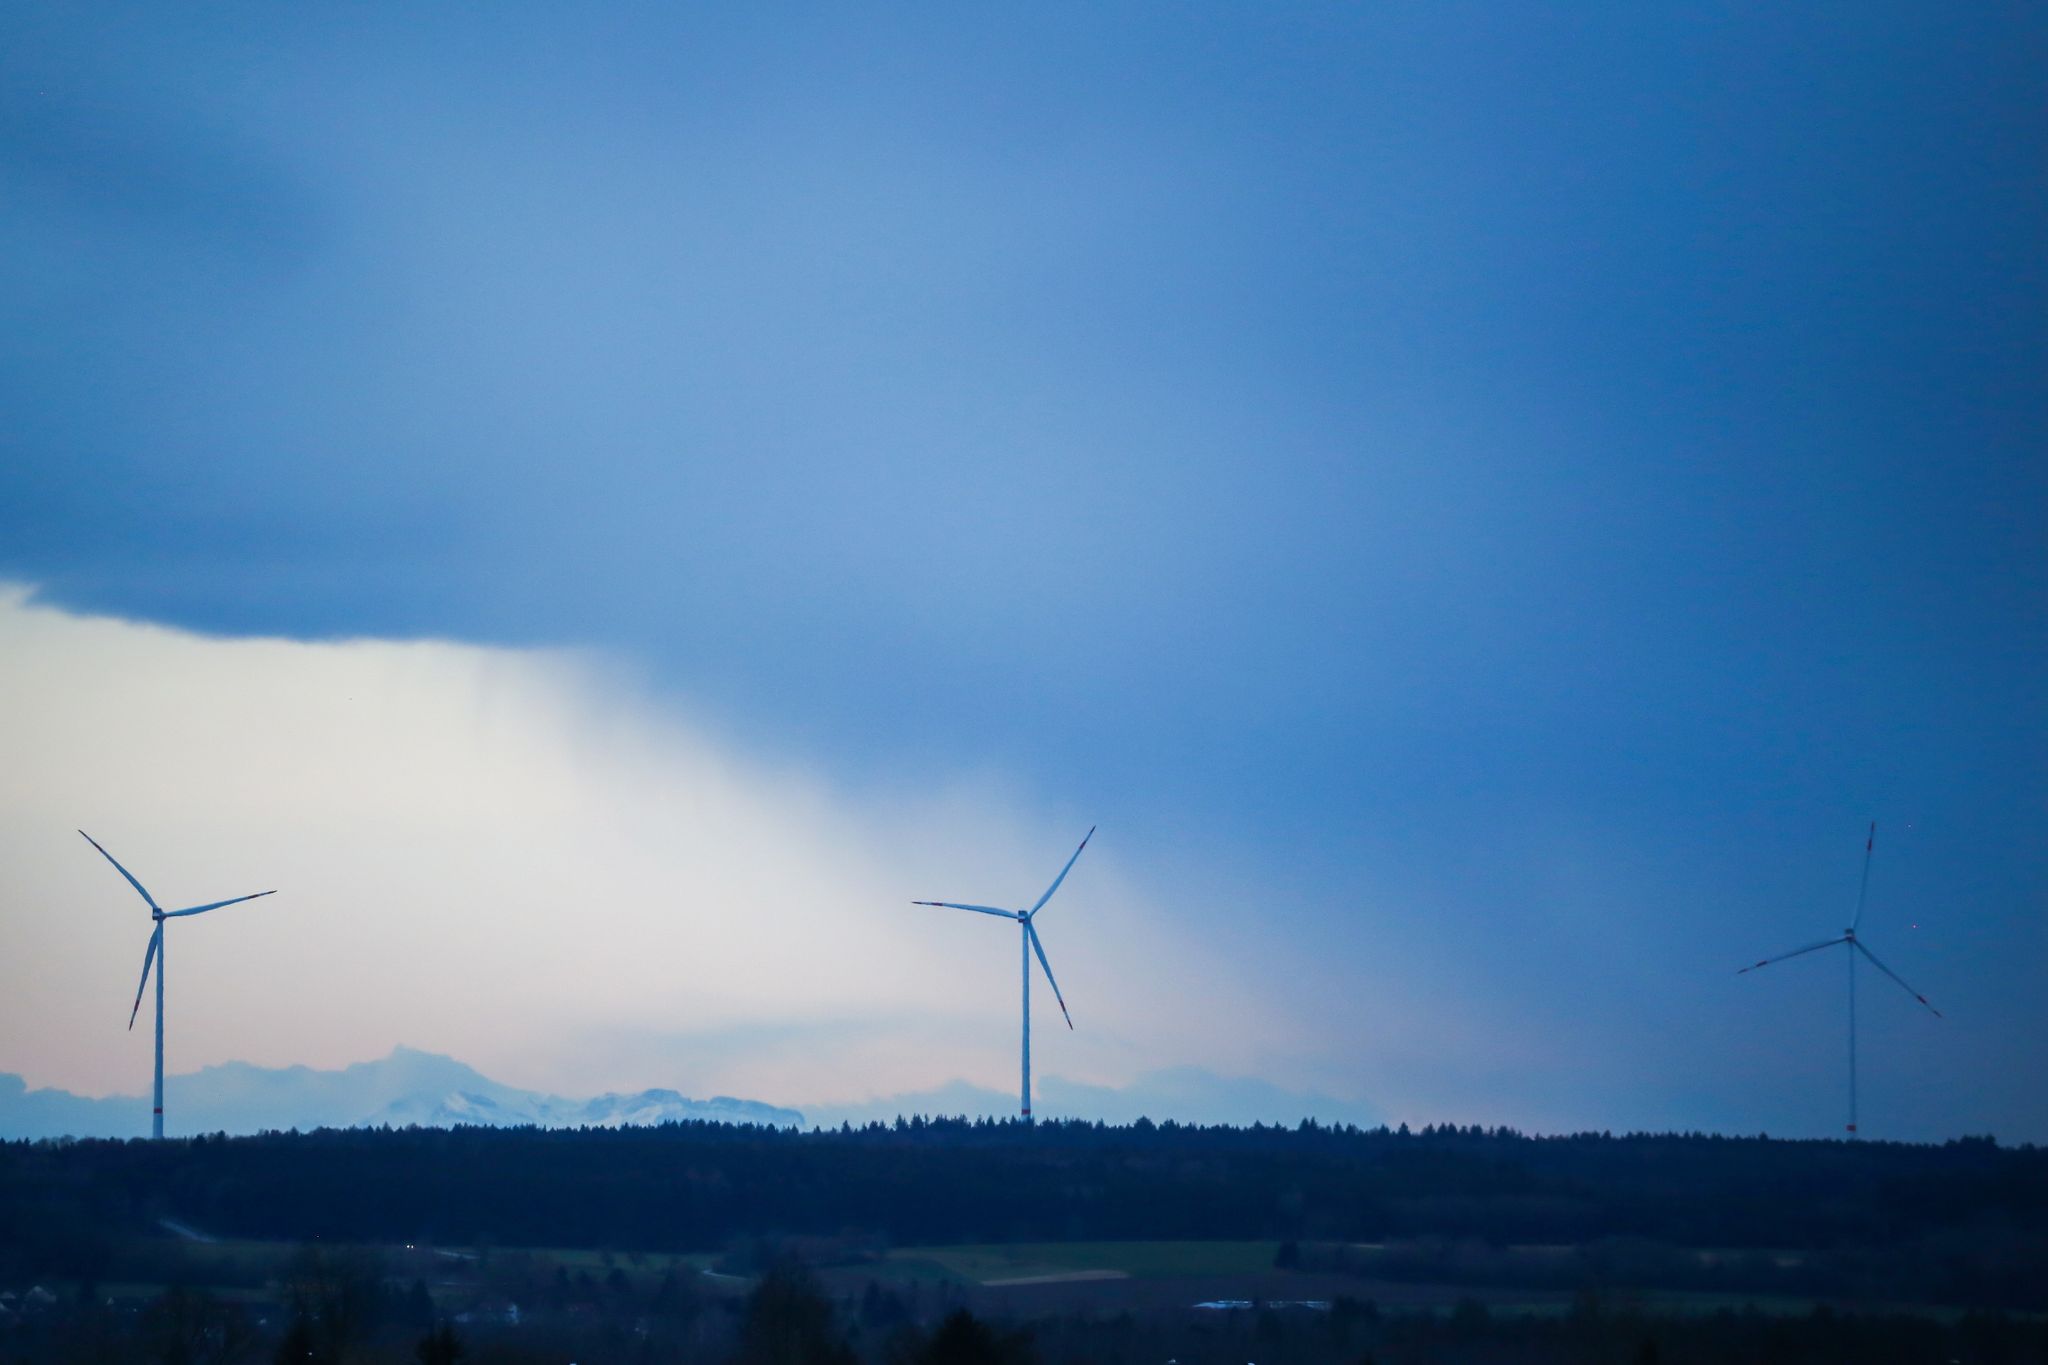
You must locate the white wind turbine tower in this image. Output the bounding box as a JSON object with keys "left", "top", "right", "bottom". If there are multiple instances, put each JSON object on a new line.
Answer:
{"left": 1738, "top": 822, "right": 1941, "bottom": 1138}
{"left": 79, "top": 831, "right": 276, "bottom": 1140}
{"left": 914, "top": 827, "right": 1094, "bottom": 1122}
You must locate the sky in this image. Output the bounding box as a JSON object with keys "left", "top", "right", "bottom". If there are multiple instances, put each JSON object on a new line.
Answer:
{"left": 1, "top": 2, "right": 2043, "bottom": 1141}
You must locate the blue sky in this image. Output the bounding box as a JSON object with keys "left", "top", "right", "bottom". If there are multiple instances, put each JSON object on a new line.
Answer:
{"left": 2, "top": 3, "right": 2043, "bottom": 1140}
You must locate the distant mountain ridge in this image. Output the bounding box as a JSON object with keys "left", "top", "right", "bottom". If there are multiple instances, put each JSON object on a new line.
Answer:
{"left": 0, "top": 1047, "right": 802, "bottom": 1139}
{"left": 0, "top": 1048, "right": 1381, "bottom": 1140}
{"left": 366, "top": 1081, "right": 800, "bottom": 1132}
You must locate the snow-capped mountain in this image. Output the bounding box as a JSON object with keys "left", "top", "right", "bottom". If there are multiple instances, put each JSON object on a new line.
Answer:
{"left": 1, "top": 1048, "right": 1375, "bottom": 1140}
{"left": 366, "top": 1082, "right": 802, "bottom": 1131}
{"left": 570, "top": 1088, "right": 799, "bottom": 1128}
{"left": 0, "top": 1047, "right": 801, "bottom": 1139}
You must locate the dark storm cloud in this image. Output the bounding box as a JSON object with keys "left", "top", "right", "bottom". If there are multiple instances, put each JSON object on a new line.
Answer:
{"left": 2, "top": 2, "right": 2044, "bottom": 1138}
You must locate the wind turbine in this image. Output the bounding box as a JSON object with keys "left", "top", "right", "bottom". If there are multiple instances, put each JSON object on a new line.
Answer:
{"left": 914, "top": 827, "right": 1093, "bottom": 1122}
{"left": 79, "top": 831, "right": 276, "bottom": 1140}
{"left": 1738, "top": 822, "right": 1940, "bottom": 1138}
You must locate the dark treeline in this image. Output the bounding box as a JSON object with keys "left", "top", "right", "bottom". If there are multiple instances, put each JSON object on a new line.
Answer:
{"left": 3, "top": 1119, "right": 2044, "bottom": 1305}
{"left": 8, "top": 1254, "right": 2048, "bottom": 1365}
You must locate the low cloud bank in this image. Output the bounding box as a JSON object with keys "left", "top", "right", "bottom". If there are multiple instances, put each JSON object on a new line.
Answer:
{"left": 0, "top": 587, "right": 1318, "bottom": 1115}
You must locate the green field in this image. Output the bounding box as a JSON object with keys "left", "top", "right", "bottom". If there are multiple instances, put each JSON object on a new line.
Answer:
{"left": 69, "top": 1233, "right": 2012, "bottom": 1325}
{"left": 887, "top": 1240, "right": 1282, "bottom": 1284}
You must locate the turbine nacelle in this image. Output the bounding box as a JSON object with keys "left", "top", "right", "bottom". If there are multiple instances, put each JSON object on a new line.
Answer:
{"left": 1737, "top": 821, "right": 1941, "bottom": 1138}
{"left": 912, "top": 826, "right": 1096, "bottom": 1118}
{"left": 79, "top": 829, "right": 278, "bottom": 1139}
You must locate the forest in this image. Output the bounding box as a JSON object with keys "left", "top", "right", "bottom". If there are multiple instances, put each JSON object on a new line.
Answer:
{"left": 4, "top": 1120, "right": 2045, "bottom": 1295}
{"left": 2, "top": 1120, "right": 2045, "bottom": 1363}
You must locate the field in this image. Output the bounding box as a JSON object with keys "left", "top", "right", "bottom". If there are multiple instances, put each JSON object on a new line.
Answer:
{"left": 13, "top": 1236, "right": 2036, "bottom": 1365}
{"left": 886, "top": 1239, "right": 1282, "bottom": 1283}
{"left": 56, "top": 1232, "right": 1917, "bottom": 1322}
{"left": 9, "top": 1124, "right": 2039, "bottom": 1361}
{"left": 808, "top": 1240, "right": 1957, "bottom": 1321}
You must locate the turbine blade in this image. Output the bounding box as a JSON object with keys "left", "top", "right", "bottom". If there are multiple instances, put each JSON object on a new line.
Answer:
{"left": 163, "top": 890, "right": 276, "bottom": 918}
{"left": 1853, "top": 940, "right": 1942, "bottom": 1017}
{"left": 912, "top": 901, "right": 1016, "bottom": 920}
{"left": 1737, "top": 935, "right": 1848, "bottom": 974}
{"left": 128, "top": 926, "right": 161, "bottom": 1030}
{"left": 79, "top": 830, "right": 158, "bottom": 910}
{"left": 1026, "top": 922, "right": 1072, "bottom": 1029}
{"left": 1027, "top": 826, "right": 1095, "bottom": 917}
{"left": 1850, "top": 821, "right": 1876, "bottom": 933}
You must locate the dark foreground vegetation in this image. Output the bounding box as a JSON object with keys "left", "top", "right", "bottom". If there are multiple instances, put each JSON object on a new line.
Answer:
{"left": 1, "top": 1120, "right": 2043, "bottom": 1362}
{"left": 4, "top": 1250, "right": 2047, "bottom": 1365}
{"left": 7, "top": 1120, "right": 2044, "bottom": 1304}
